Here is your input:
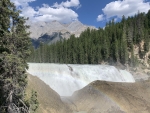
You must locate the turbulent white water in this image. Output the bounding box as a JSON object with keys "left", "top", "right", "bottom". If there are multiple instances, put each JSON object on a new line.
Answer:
{"left": 27, "top": 63, "right": 135, "bottom": 96}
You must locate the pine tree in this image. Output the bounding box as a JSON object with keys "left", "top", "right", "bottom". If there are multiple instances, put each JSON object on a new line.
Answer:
{"left": 0, "top": 0, "right": 31, "bottom": 112}
{"left": 29, "top": 90, "right": 39, "bottom": 113}
{"left": 144, "top": 30, "right": 149, "bottom": 52}
{"left": 121, "top": 18, "right": 129, "bottom": 64}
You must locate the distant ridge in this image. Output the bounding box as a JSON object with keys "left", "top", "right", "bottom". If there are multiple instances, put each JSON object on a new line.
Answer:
{"left": 28, "top": 20, "right": 96, "bottom": 39}
{"left": 27, "top": 20, "right": 96, "bottom": 46}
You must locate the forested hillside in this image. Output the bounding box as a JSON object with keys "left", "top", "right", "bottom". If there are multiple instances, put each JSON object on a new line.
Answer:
{"left": 28, "top": 11, "right": 150, "bottom": 67}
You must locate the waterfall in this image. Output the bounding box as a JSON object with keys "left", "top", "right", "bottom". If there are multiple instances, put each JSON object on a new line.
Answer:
{"left": 27, "top": 63, "right": 135, "bottom": 96}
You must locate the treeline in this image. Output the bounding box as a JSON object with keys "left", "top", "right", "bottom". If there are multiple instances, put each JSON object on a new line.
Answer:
{"left": 28, "top": 11, "right": 150, "bottom": 66}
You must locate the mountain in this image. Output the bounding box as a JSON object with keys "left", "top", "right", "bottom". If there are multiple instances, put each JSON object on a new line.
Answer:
{"left": 28, "top": 11, "right": 150, "bottom": 67}
{"left": 27, "top": 20, "right": 96, "bottom": 47}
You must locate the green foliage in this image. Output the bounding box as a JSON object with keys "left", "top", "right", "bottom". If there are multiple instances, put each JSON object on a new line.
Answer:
{"left": 30, "top": 90, "right": 39, "bottom": 113}
{"left": 0, "top": 0, "right": 31, "bottom": 112}
{"left": 25, "top": 90, "right": 39, "bottom": 113}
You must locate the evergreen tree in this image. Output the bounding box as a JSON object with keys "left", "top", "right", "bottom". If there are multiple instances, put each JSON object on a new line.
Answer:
{"left": 29, "top": 90, "right": 39, "bottom": 113}
{"left": 144, "top": 30, "right": 149, "bottom": 53}
{"left": 0, "top": 0, "right": 31, "bottom": 112}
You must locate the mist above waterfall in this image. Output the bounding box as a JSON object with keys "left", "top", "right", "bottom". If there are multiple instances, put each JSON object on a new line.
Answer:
{"left": 27, "top": 63, "right": 135, "bottom": 96}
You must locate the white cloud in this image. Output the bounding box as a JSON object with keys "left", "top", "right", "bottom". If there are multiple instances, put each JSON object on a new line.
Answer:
{"left": 97, "top": 0, "right": 150, "bottom": 21}
{"left": 35, "top": 4, "right": 78, "bottom": 23}
{"left": 11, "top": 0, "right": 36, "bottom": 7}
{"left": 53, "top": 0, "right": 80, "bottom": 8}
{"left": 97, "top": 14, "right": 105, "bottom": 21}
{"left": 10, "top": 0, "right": 79, "bottom": 23}
{"left": 21, "top": 6, "right": 38, "bottom": 18}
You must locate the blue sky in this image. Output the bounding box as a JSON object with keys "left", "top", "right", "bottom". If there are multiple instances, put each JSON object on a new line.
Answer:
{"left": 10, "top": 0, "right": 150, "bottom": 28}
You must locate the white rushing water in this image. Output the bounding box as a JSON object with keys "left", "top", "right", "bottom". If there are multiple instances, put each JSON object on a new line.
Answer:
{"left": 27, "top": 63, "right": 135, "bottom": 96}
